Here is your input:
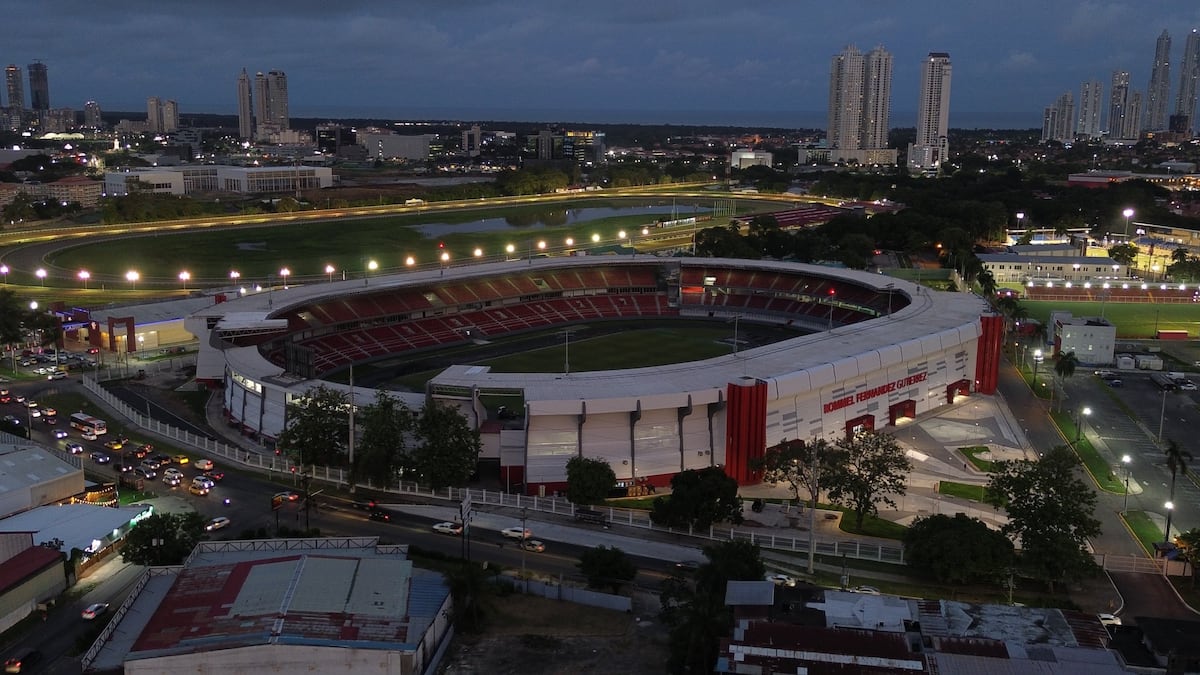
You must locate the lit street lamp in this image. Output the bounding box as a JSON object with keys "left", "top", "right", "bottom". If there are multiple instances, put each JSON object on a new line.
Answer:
{"left": 1164, "top": 501, "right": 1174, "bottom": 545}
{"left": 1122, "top": 207, "right": 1134, "bottom": 238}
{"left": 1075, "top": 406, "right": 1091, "bottom": 442}
{"left": 0, "top": 264, "right": 7, "bottom": 284}
{"left": 35, "top": 268, "right": 46, "bottom": 286}
{"left": 364, "top": 259, "right": 378, "bottom": 286}
{"left": 324, "top": 264, "right": 335, "bottom": 283}
{"left": 1121, "top": 455, "right": 1132, "bottom": 514}
{"left": 230, "top": 270, "right": 241, "bottom": 285}
{"left": 1032, "top": 349, "right": 1044, "bottom": 385}
{"left": 125, "top": 270, "right": 139, "bottom": 290}
{"left": 78, "top": 270, "right": 90, "bottom": 289}
{"left": 178, "top": 270, "right": 191, "bottom": 291}
{"left": 1015, "top": 211, "right": 1025, "bottom": 228}
{"left": 279, "top": 267, "right": 291, "bottom": 289}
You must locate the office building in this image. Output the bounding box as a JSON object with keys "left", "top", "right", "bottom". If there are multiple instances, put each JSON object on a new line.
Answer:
{"left": 5, "top": 65, "right": 23, "bottom": 111}
{"left": 253, "top": 70, "right": 289, "bottom": 139}
{"left": 827, "top": 45, "right": 894, "bottom": 165}
{"left": 145, "top": 98, "right": 179, "bottom": 134}
{"left": 462, "top": 124, "right": 481, "bottom": 157}
{"left": 1041, "top": 92, "right": 1075, "bottom": 143}
{"left": 1107, "top": 70, "right": 1132, "bottom": 139}
{"left": 1145, "top": 30, "right": 1172, "bottom": 131}
{"left": 236, "top": 68, "right": 253, "bottom": 140}
{"left": 27, "top": 61, "right": 47, "bottom": 111}
{"left": 1177, "top": 29, "right": 1200, "bottom": 134}
{"left": 83, "top": 100, "right": 102, "bottom": 129}
{"left": 1077, "top": 80, "right": 1104, "bottom": 139}
{"left": 907, "top": 52, "right": 952, "bottom": 172}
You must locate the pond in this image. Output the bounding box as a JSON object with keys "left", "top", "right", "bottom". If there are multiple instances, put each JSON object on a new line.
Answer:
{"left": 413, "top": 204, "right": 711, "bottom": 237}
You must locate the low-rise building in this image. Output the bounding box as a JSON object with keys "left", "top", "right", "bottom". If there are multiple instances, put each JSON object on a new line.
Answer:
{"left": 1053, "top": 315, "right": 1116, "bottom": 364}
{"left": 104, "top": 165, "right": 333, "bottom": 196}
{"left": 976, "top": 253, "right": 1128, "bottom": 284}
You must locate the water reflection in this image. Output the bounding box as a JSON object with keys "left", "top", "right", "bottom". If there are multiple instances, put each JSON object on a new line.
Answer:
{"left": 414, "top": 204, "right": 709, "bottom": 237}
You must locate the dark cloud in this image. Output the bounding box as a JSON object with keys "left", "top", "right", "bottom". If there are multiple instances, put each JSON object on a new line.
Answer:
{"left": 1, "top": 1, "right": 1198, "bottom": 126}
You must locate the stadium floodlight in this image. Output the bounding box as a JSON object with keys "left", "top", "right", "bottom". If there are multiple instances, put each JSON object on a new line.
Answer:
{"left": 126, "top": 270, "right": 139, "bottom": 289}
{"left": 405, "top": 256, "right": 415, "bottom": 267}
{"left": 78, "top": 270, "right": 90, "bottom": 289}
{"left": 179, "top": 270, "right": 191, "bottom": 291}
{"left": 279, "top": 267, "right": 290, "bottom": 289}
{"left": 591, "top": 233, "right": 600, "bottom": 243}
{"left": 325, "top": 264, "right": 335, "bottom": 283}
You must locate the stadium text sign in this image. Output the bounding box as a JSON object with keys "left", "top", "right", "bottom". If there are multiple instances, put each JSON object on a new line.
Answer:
{"left": 822, "top": 372, "right": 928, "bottom": 414}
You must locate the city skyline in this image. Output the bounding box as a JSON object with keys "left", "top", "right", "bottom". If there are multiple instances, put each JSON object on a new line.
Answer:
{"left": 1, "top": 2, "right": 1200, "bottom": 129}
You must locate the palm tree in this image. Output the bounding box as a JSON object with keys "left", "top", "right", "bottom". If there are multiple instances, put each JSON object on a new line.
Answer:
{"left": 1172, "top": 247, "right": 1191, "bottom": 265}
{"left": 1054, "top": 351, "right": 1078, "bottom": 412}
{"left": 1164, "top": 439, "right": 1193, "bottom": 544}
{"left": 976, "top": 268, "right": 997, "bottom": 298}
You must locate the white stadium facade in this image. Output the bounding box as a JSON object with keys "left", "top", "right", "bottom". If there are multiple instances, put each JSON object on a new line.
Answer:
{"left": 188, "top": 256, "right": 1004, "bottom": 494}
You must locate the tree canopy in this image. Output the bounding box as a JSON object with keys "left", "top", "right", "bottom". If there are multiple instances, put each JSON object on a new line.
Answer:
{"left": 650, "top": 466, "right": 743, "bottom": 529}
{"left": 353, "top": 391, "right": 412, "bottom": 486}
{"left": 986, "top": 445, "right": 1101, "bottom": 591}
{"left": 565, "top": 456, "right": 616, "bottom": 505}
{"left": 822, "top": 431, "right": 912, "bottom": 529}
{"left": 412, "top": 401, "right": 482, "bottom": 489}
{"left": 121, "top": 512, "right": 207, "bottom": 566}
{"left": 577, "top": 545, "right": 637, "bottom": 594}
{"left": 903, "top": 513, "right": 1014, "bottom": 584}
{"left": 276, "top": 384, "right": 349, "bottom": 468}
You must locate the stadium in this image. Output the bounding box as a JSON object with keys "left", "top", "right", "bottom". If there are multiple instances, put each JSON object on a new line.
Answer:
{"left": 188, "top": 256, "right": 1002, "bottom": 495}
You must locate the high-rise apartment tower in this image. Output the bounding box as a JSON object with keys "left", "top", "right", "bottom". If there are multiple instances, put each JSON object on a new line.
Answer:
{"left": 5, "top": 65, "right": 24, "bottom": 110}
{"left": 826, "top": 45, "right": 893, "bottom": 164}
{"left": 1077, "top": 80, "right": 1104, "bottom": 139}
{"left": 1042, "top": 92, "right": 1075, "bottom": 143}
{"left": 1108, "top": 71, "right": 1134, "bottom": 139}
{"left": 236, "top": 69, "right": 253, "bottom": 140}
{"left": 253, "top": 70, "right": 289, "bottom": 138}
{"left": 1176, "top": 29, "right": 1200, "bottom": 134}
{"left": 27, "top": 61, "right": 48, "bottom": 111}
{"left": 907, "top": 52, "right": 952, "bottom": 171}
{"left": 1145, "top": 30, "right": 1171, "bottom": 131}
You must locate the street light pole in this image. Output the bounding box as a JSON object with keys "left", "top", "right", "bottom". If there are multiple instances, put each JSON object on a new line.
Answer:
{"left": 1164, "top": 501, "right": 1174, "bottom": 545}
{"left": 1075, "top": 406, "right": 1091, "bottom": 443}
{"left": 1123, "top": 207, "right": 1134, "bottom": 238}
{"left": 1032, "top": 349, "right": 1043, "bottom": 386}
{"left": 1121, "top": 455, "right": 1131, "bottom": 514}
{"left": 520, "top": 507, "right": 528, "bottom": 580}
{"left": 1158, "top": 389, "right": 1167, "bottom": 443}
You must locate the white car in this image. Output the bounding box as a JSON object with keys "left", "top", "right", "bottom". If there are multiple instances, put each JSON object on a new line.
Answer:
{"left": 501, "top": 526, "right": 532, "bottom": 540}
{"left": 765, "top": 573, "right": 797, "bottom": 587}
{"left": 47, "top": 370, "right": 67, "bottom": 380}
{"left": 206, "top": 516, "right": 231, "bottom": 532}
{"left": 1180, "top": 381, "right": 1197, "bottom": 391}
{"left": 1098, "top": 613, "right": 1122, "bottom": 627}
{"left": 193, "top": 458, "right": 214, "bottom": 471}
{"left": 82, "top": 431, "right": 98, "bottom": 441}
{"left": 163, "top": 467, "right": 184, "bottom": 479}
{"left": 849, "top": 585, "right": 881, "bottom": 595}
{"left": 81, "top": 602, "right": 110, "bottom": 620}
{"left": 432, "top": 521, "right": 463, "bottom": 535}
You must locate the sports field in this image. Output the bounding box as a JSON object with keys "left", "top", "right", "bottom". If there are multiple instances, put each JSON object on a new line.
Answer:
{"left": 1021, "top": 300, "right": 1198, "bottom": 339}
{"left": 376, "top": 320, "right": 803, "bottom": 391}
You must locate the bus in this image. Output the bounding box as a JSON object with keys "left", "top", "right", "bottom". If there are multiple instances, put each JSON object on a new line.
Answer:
{"left": 69, "top": 412, "right": 107, "bottom": 436}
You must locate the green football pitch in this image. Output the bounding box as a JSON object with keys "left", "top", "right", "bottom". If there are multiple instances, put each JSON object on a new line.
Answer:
{"left": 1020, "top": 300, "right": 1199, "bottom": 339}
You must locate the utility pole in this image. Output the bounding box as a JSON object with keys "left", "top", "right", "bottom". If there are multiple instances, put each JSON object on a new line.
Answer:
{"left": 520, "top": 507, "right": 528, "bottom": 580}
{"left": 348, "top": 365, "right": 356, "bottom": 487}
{"left": 807, "top": 450, "right": 820, "bottom": 575}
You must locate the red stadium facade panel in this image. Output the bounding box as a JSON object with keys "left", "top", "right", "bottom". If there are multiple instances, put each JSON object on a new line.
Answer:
{"left": 974, "top": 313, "right": 1005, "bottom": 394}
{"left": 725, "top": 378, "right": 768, "bottom": 484}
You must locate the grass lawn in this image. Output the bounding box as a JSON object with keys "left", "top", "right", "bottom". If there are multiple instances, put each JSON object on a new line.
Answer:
{"left": 959, "top": 446, "right": 995, "bottom": 472}
{"left": 40, "top": 197, "right": 773, "bottom": 284}
{"left": 480, "top": 326, "right": 734, "bottom": 373}
{"left": 1021, "top": 300, "right": 1199, "bottom": 339}
{"left": 1048, "top": 410, "right": 1126, "bottom": 493}
{"left": 938, "top": 481, "right": 990, "bottom": 502}
{"left": 1121, "top": 510, "right": 1162, "bottom": 555}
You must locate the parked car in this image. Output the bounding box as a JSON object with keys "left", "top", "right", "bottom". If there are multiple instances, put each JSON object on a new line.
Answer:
{"left": 765, "top": 573, "right": 797, "bottom": 587}
{"left": 674, "top": 560, "right": 701, "bottom": 573}
{"left": 47, "top": 370, "right": 67, "bottom": 380}
{"left": 1107, "top": 379, "right": 1123, "bottom": 388}
{"left": 81, "top": 602, "right": 110, "bottom": 620}
{"left": 1098, "top": 613, "right": 1122, "bottom": 627}
{"left": 432, "top": 521, "right": 464, "bottom": 535}
{"left": 501, "top": 526, "right": 532, "bottom": 540}
{"left": 206, "top": 516, "right": 231, "bottom": 531}
{"left": 519, "top": 539, "right": 546, "bottom": 552}
{"left": 90, "top": 451, "right": 111, "bottom": 464}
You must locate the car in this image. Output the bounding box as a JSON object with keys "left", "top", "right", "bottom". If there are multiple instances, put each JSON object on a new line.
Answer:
{"left": 0, "top": 388, "right": 6, "bottom": 395}
{"left": 18, "top": 358, "right": 33, "bottom": 366}
{"left": 206, "top": 516, "right": 231, "bottom": 532}
{"left": 47, "top": 370, "right": 67, "bottom": 380}
{"left": 1108, "top": 379, "right": 1123, "bottom": 387}
{"left": 24, "top": 400, "right": 37, "bottom": 409}
{"left": 162, "top": 474, "right": 181, "bottom": 487}
{"left": 188, "top": 483, "right": 210, "bottom": 495}
{"left": 203, "top": 470, "right": 225, "bottom": 482}
{"left": 42, "top": 415, "right": 56, "bottom": 425}
{"left": 81, "top": 602, "right": 110, "bottom": 620}
{"left": 151, "top": 453, "right": 172, "bottom": 466}
{"left": 103, "top": 439, "right": 124, "bottom": 450}
{"left": 432, "top": 521, "right": 464, "bottom": 535}
{"left": 501, "top": 526, "right": 532, "bottom": 540}
{"left": 0, "top": 394, "right": 8, "bottom": 404}
{"left": 65, "top": 442, "right": 84, "bottom": 454}
{"left": 53, "top": 428, "right": 68, "bottom": 439}
{"left": 27, "top": 408, "right": 39, "bottom": 418}
{"left": 113, "top": 462, "right": 134, "bottom": 474}
{"left": 275, "top": 491, "right": 300, "bottom": 502}
{"left": 87, "top": 347, "right": 99, "bottom": 354}
{"left": 3, "top": 648, "right": 42, "bottom": 673}
{"left": 40, "top": 407, "right": 55, "bottom": 417}
{"left": 1098, "top": 613, "right": 1122, "bottom": 627}
{"left": 674, "top": 560, "right": 701, "bottom": 573}
{"left": 519, "top": 539, "right": 546, "bottom": 552}
{"left": 765, "top": 573, "right": 797, "bottom": 587}
{"left": 90, "top": 451, "right": 111, "bottom": 464}
{"left": 1181, "top": 381, "right": 1197, "bottom": 391}
{"left": 192, "top": 476, "right": 215, "bottom": 489}
{"left": 849, "top": 585, "right": 881, "bottom": 595}
{"left": 163, "top": 467, "right": 184, "bottom": 479}
{"left": 81, "top": 430, "right": 98, "bottom": 441}
{"left": 367, "top": 510, "right": 392, "bottom": 522}
{"left": 173, "top": 454, "right": 190, "bottom": 465}
{"left": 13, "top": 394, "right": 25, "bottom": 403}
{"left": 134, "top": 466, "right": 155, "bottom": 479}
{"left": 193, "top": 458, "right": 214, "bottom": 471}
{"left": 132, "top": 444, "right": 152, "bottom": 459}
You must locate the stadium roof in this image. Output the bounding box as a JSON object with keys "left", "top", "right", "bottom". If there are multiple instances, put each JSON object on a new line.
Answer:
{"left": 89, "top": 294, "right": 221, "bottom": 326}
{"left": 0, "top": 503, "right": 149, "bottom": 553}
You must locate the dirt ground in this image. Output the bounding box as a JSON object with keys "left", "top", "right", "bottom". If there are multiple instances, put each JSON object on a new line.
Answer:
{"left": 440, "top": 593, "right": 670, "bottom": 675}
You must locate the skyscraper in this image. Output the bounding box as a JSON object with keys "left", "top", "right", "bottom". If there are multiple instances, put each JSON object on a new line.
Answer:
{"left": 27, "top": 61, "right": 48, "bottom": 111}
{"left": 146, "top": 96, "right": 162, "bottom": 133}
{"left": 1145, "top": 30, "right": 1171, "bottom": 131}
{"left": 1078, "top": 80, "right": 1104, "bottom": 139}
{"left": 1176, "top": 29, "right": 1200, "bottom": 134}
{"left": 162, "top": 99, "right": 179, "bottom": 133}
{"left": 252, "top": 70, "right": 290, "bottom": 139}
{"left": 237, "top": 69, "right": 253, "bottom": 140}
{"left": 1042, "top": 92, "right": 1075, "bottom": 143}
{"left": 5, "top": 64, "right": 24, "bottom": 110}
{"left": 907, "top": 52, "right": 952, "bottom": 172}
{"left": 83, "top": 100, "right": 103, "bottom": 129}
{"left": 1108, "top": 70, "right": 1130, "bottom": 138}
{"left": 826, "top": 45, "right": 893, "bottom": 164}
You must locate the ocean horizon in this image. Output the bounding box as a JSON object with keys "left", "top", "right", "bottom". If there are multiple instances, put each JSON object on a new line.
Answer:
{"left": 154, "top": 103, "right": 1040, "bottom": 130}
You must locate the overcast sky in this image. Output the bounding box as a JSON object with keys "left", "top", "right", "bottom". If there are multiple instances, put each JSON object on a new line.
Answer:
{"left": 4, "top": 1, "right": 1200, "bottom": 127}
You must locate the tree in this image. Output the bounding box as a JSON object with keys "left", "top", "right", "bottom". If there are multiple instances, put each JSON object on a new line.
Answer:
{"left": 443, "top": 561, "right": 489, "bottom": 633}
{"left": 577, "top": 545, "right": 637, "bottom": 593}
{"left": 976, "top": 267, "right": 997, "bottom": 298}
{"left": 694, "top": 539, "right": 766, "bottom": 596}
{"left": 903, "top": 513, "right": 1014, "bottom": 584}
{"left": 1176, "top": 527, "right": 1200, "bottom": 588}
{"left": 1107, "top": 242, "right": 1138, "bottom": 267}
{"left": 650, "top": 466, "right": 743, "bottom": 529}
{"left": 1164, "top": 439, "right": 1193, "bottom": 533}
{"left": 354, "top": 391, "right": 412, "bottom": 485}
{"left": 1054, "top": 351, "right": 1079, "bottom": 412}
{"left": 275, "top": 384, "right": 348, "bottom": 467}
{"left": 985, "top": 445, "right": 1101, "bottom": 592}
{"left": 121, "top": 512, "right": 207, "bottom": 566}
{"left": 753, "top": 437, "right": 835, "bottom": 509}
{"left": 1172, "top": 246, "right": 1191, "bottom": 265}
{"left": 822, "top": 431, "right": 912, "bottom": 529}
{"left": 0, "top": 288, "right": 27, "bottom": 349}
{"left": 412, "top": 400, "right": 482, "bottom": 489}
{"left": 565, "top": 456, "right": 616, "bottom": 505}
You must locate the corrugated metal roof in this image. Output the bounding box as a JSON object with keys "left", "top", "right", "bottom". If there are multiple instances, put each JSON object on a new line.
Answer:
{"left": 0, "top": 503, "right": 147, "bottom": 553}
{"left": 0, "top": 445, "right": 79, "bottom": 505}
{"left": 89, "top": 294, "right": 219, "bottom": 325}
